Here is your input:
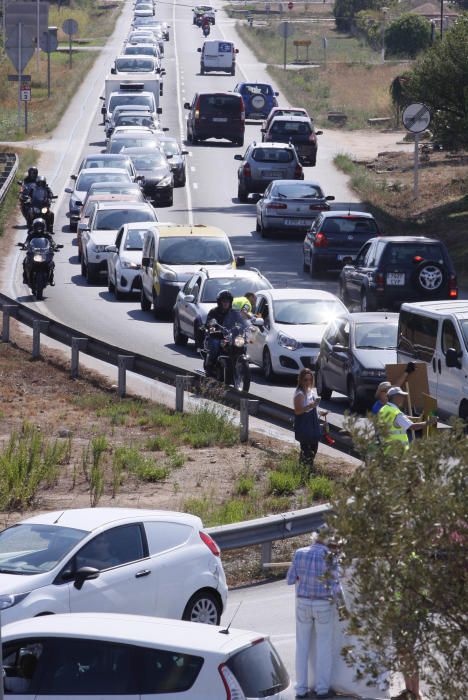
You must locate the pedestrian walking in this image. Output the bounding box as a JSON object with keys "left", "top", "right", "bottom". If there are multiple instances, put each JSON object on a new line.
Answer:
{"left": 293, "top": 369, "right": 322, "bottom": 472}
{"left": 287, "top": 525, "right": 341, "bottom": 699}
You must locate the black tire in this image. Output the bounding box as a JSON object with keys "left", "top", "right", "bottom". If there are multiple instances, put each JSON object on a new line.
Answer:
{"left": 348, "top": 377, "right": 364, "bottom": 413}
{"left": 233, "top": 357, "right": 250, "bottom": 392}
{"left": 260, "top": 218, "right": 269, "bottom": 238}
{"left": 152, "top": 289, "right": 161, "bottom": 318}
{"left": 177, "top": 172, "right": 186, "bottom": 188}
{"left": 81, "top": 258, "right": 86, "bottom": 278}
{"left": 114, "top": 286, "right": 124, "bottom": 301}
{"left": 459, "top": 400, "right": 468, "bottom": 422}
{"left": 182, "top": 590, "right": 221, "bottom": 624}
{"left": 86, "top": 262, "right": 100, "bottom": 285}
{"left": 108, "top": 275, "right": 115, "bottom": 294}
{"left": 236, "top": 137, "right": 244, "bottom": 147}
{"left": 262, "top": 347, "right": 275, "bottom": 380}
{"left": 173, "top": 315, "right": 188, "bottom": 346}
{"left": 256, "top": 218, "right": 261, "bottom": 233}
{"left": 237, "top": 182, "right": 248, "bottom": 203}
{"left": 140, "top": 288, "right": 151, "bottom": 312}
{"left": 194, "top": 321, "right": 204, "bottom": 350}
{"left": 34, "top": 271, "right": 47, "bottom": 301}
{"left": 200, "top": 65, "right": 205, "bottom": 75}
{"left": 230, "top": 66, "right": 235, "bottom": 76}
{"left": 303, "top": 251, "right": 310, "bottom": 272}
{"left": 316, "top": 367, "right": 332, "bottom": 400}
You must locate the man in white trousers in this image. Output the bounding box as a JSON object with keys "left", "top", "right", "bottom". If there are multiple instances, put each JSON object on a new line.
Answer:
{"left": 287, "top": 526, "right": 341, "bottom": 699}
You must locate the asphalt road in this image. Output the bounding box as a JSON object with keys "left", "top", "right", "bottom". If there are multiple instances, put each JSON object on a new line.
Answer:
{"left": 6, "top": 0, "right": 384, "bottom": 428}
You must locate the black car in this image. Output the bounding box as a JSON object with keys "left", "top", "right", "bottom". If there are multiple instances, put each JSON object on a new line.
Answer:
{"left": 262, "top": 115, "right": 322, "bottom": 166}
{"left": 315, "top": 312, "right": 399, "bottom": 411}
{"left": 184, "top": 92, "right": 245, "bottom": 146}
{"left": 158, "top": 136, "right": 188, "bottom": 187}
{"left": 303, "top": 210, "right": 380, "bottom": 276}
{"left": 339, "top": 236, "right": 458, "bottom": 311}
{"left": 124, "top": 147, "right": 173, "bottom": 206}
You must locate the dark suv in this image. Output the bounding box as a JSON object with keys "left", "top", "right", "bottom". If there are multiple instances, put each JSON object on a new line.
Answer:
{"left": 184, "top": 92, "right": 245, "bottom": 146}
{"left": 339, "top": 236, "right": 458, "bottom": 311}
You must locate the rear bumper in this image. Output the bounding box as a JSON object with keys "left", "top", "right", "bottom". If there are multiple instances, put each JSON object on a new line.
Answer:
{"left": 193, "top": 123, "right": 243, "bottom": 140}
{"left": 263, "top": 212, "right": 320, "bottom": 231}
{"left": 373, "top": 286, "right": 454, "bottom": 309}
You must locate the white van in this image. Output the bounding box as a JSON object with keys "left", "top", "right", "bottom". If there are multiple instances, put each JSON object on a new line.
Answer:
{"left": 398, "top": 300, "right": 468, "bottom": 421}
{"left": 197, "top": 40, "right": 238, "bottom": 75}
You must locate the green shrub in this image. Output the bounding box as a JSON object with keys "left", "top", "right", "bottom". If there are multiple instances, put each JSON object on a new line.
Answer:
{"left": 235, "top": 475, "right": 256, "bottom": 496}
{"left": 179, "top": 408, "right": 238, "bottom": 448}
{"left": 268, "top": 470, "right": 300, "bottom": 496}
{"left": 385, "top": 14, "right": 431, "bottom": 58}
{"left": 308, "top": 475, "right": 335, "bottom": 501}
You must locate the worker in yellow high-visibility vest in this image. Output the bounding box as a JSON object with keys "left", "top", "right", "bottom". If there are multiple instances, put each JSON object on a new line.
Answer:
{"left": 379, "top": 386, "right": 436, "bottom": 450}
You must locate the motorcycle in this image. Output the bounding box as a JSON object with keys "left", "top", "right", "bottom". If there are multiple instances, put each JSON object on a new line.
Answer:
{"left": 195, "top": 15, "right": 203, "bottom": 27}
{"left": 17, "top": 237, "right": 63, "bottom": 301}
{"left": 202, "top": 22, "right": 210, "bottom": 36}
{"left": 199, "top": 318, "right": 262, "bottom": 392}
{"left": 22, "top": 193, "right": 57, "bottom": 231}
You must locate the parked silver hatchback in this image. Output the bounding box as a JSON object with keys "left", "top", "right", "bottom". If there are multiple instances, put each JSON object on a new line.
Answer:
{"left": 235, "top": 142, "right": 303, "bottom": 203}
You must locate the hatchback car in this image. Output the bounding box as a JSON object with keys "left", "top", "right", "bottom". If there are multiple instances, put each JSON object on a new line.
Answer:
{"left": 235, "top": 142, "right": 303, "bottom": 203}
{"left": 107, "top": 222, "right": 157, "bottom": 298}
{"left": 256, "top": 180, "right": 334, "bottom": 237}
{"left": 249, "top": 288, "right": 348, "bottom": 379}
{"left": 123, "top": 42, "right": 160, "bottom": 58}
{"left": 0, "top": 508, "right": 227, "bottom": 627}
{"left": 262, "top": 106, "right": 310, "bottom": 136}
{"left": 339, "top": 236, "right": 458, "bottom": 311}
{"left": 184, "top": 92, "right": 245, "bottom": 146}
{"left": 262, "top": 115, "right": 322, "bottom": 166}
{"left": 124, "top": 146, "right": 174, "bottom": 206}
{"left": 112, "top": 55, "right": 159, "bottom": 74}
{"left": 233, "top": 82, "right": 279, "bottom": 120}
{"left": 2, "top": 613, "right": 291, "bottom": 699}
{"left": 303, "top": 210, "right": 381, "bottom": 276}
{"left": 107, "top": 128, "right": 163, "bottom": 154}
{"left": 158, "top": 136, "right": 189, "bottom": 187}
{"left": 173, "top": 267, "right": 272, "bottom": 347}
{"left": 64, "top": 168, "right": 133, "bottom": 231}
{"left": 76, "top": 153, "right": 137, "bottom": 179}
{"left": 316, "top": 312, "right": 399, "bottom": 411}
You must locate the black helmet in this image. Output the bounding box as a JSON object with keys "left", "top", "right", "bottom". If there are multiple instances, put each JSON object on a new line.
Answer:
{"left": 28, "top": 167, "right": 38, "bottom": 179}
{"left": 217, "top": 289, "right": 233, "bottom": 305}
{"left": 32, "top": 218, "right": 46, "bottom": 234}
{"left": 36, "top": 175, "right": 46, "bottom": 186}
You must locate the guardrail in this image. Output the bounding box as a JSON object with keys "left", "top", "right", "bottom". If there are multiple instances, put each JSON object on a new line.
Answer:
{"left": 0, "top": 153, "right": 19, "bottom": 207}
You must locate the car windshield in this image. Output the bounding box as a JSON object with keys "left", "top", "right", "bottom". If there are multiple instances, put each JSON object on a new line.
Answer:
{"left": 383, "top": 243, "right": 444, "bottom": 266}
{"left": 115, "top": 58, "right": 154, "bottom": 72}
{"left": 124, "top": 46, "right": 154, "bottom": 56}
{"left": 244, "top": 83, "right": 273, "bottom": 96}
{"left": 322, "top": 217, "right": 378, "bottom": 234}
{"left": 273, "top": 299, "right": 345, "bottom": 325}
{"left": 354, "top": 321, "right": 398, "bottom": 349}
{"left": 82, "top": 157, "right": 127, "bottom": 170}
{"left": 270, "top": 120, "right": 311, "bottom": 135}
{"left": 201, "top": 277, "right": 268, "bottom": 302}
{"left": 252, "top": 148, "right": 293, "bottom": 163}
{"left": 124, "top": 228, "right": 147, "bottom": 250}
{"left": 131, "top": 152, "right": 166, "bottom": 169}
{"left": 158, "top": 237, "right": 232, "bottom": 265}
{"left": 110, "top": 137, "right": 159, "bottom": 153}
{"left": 75, "top": 172, "right": 130, "bottom": 192}
{"left": 88, "top": 183, "right": 141, "bottom": 196}
{"left": 94, "top": 209, "right": 154, "bottom": 230}
{"left": 272, "top": 182, "right": 323, "bottom": 199}
{"left": 116, "top": 115, "right": 155, "bottom": 128}
{"left": 0, "top": 524, "right": 87, "bottom": 575}
{"left": 161, "top": 141, "right": 180, "bottom": 156}
{"left": 28, "top": 237, "right": 50, "bottom": 249}
{"left": 109, "top": 95, "right": 154, "bottom": 113}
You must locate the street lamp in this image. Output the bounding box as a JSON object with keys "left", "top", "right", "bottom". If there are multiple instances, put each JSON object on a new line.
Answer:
{"left": 381, "top": 7, "right": 388, "bottom": 64}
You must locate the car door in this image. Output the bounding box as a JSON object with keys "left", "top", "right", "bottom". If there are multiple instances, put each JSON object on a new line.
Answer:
{"left": 435, "top": 318, "right": 464, "bottom": 417}
{"left": 345, "top": 242, "right": 372, "bottom": 303}
{"left": 108, "top": 226, "right": 124, "bottom": 283}
{"left": 326, "top": 319, "right": 351, "bottom": 393}
{"left": 66, "top": 523, "right": 155, "bottom": 616}
{"left": 143, "top": 234, "right": 156, "bottom": 300}
{"left": 248, "top": 295, "right": 269, "bottom": 366}
{"left": 304, "top": 218, "right": 320, "bottom": 267}
{"left": 178, "top": 274, "right": 201, "bottom": 335}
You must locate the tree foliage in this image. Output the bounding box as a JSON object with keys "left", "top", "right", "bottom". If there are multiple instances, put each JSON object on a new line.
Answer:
{"left": 330, "top": 417, "right": 468, "bottom": 700}
{"left": 333, "top": 0, "right": 385, "bottom": 31}
{"left": 384, "top": 13, "right": 432, "bottom": 57}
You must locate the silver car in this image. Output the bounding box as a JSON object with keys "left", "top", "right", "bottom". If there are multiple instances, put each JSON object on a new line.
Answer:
{"left": 256, "top": 180, "right": 335, "bottom": 238}
{"left": 234, "top": 142, "right": 303, "bottom": 203}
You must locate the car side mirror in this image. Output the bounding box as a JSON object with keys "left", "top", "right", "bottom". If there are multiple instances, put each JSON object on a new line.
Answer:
{"left": 446, "top": 347, "right": 461, "bottom": 369}
{"left": 162, "top": 127, "right": 169, "bottom": 131}
{"left": 234, "top": 154, "right": 243, "bottom": 161}
{"left": 142, "top": 256, "right": 150, "bottom": 267}
{"left": 111, "top": 67, "right": 116, "bottom": 74}
{"left": 73, "top": 567, "right": 100, "bottom": 591}
{"left": 136, "top": 175, "right": 144, "bottom": 181}
{"left": 71, "top": 174, "right": 77, "bottom": 180}
{"left": 166, "top": 153, "right": 173, "bottom": 159}
{"left": 252, "top": 317, "right": 264, "bottom": 327}
{"left": 16, "top": 242, "right": 25, "bottom": 248}
{"left": 56, "top": 244, "right": 64, "bottom": 249}
{"left": 260, "top": 128, "right": 266, "bottom": 133}
{"left": 197, "top": 47, "right": 201, "bottom": 52}
{"left": 101, "top": 106, "right": 107, "bottom": 115}
{"left": 99, "top": 95, "right": 105, "bottom": 101}
{"left": 184, "top": 294, "right": 195, "bottom": 303}
{"left": 325, "top": 195, "right": 335, "bottom": 201}
{"left": 181, "top": 150, "right": 189, "bottom": 155}
{"left": 235, "top": 48, "right": 239, "bottom": 53}
{"left": 275, "top": 91, "right": 279, "bottom": 96}
{"left": 64, "top": 187, "right": 73, "bottom": 194}
{"left": 236, "top": 255, "right": 245, "bottom": 267}
{"left": 183, "top": 102, "right": 191, "bottom": 110}
{"left": 105, "top": 245, "right": 118, "bottom": 253}
{"left": 315, "top": 130, "right": 323, "bottom": 136}
{"left": 75, "top": 200, "right": 82, "bottom": 207}
{"left": 332, "top": 343, "right": 348, "bottom": 353}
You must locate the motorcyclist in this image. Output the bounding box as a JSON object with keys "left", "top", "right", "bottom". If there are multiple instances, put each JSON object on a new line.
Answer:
{"left": 19, "top": 167, "right": 39, "bottom": 219}
{"left": 22, "top": 218, "right": 56, "bottom": 286}
{"left": 205, "top": 289, "right": 245, "bottom": 375}
{"left": 22, "top": 166, "right": 39, "bottom": 192}
{"left": 202, "top": 14, "right": 211, "bottom": 34}
{"left": 30, "top": 175, "right": 55, "bottom": 230}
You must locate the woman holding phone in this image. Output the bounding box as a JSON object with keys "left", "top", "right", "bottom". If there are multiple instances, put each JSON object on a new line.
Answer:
{"left": 294, "top": 368, "right": 322, "bottom": 472}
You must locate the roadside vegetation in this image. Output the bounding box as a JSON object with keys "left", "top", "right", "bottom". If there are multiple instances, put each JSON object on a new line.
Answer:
{"left": 0, "top": 146, "right": 38, "bottom": 238}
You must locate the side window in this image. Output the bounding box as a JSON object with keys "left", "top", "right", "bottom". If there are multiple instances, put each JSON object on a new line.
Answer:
{"left": 323, "top": 322, "right": 338, "bottom": 346}
{"left": 355, "top": 243, "right": 371, "bottom": 267}
{"left": 398, "top": 311, "right": 438, "bottom": 362}
{"left": 144, "top": 521, "right": 192, "bottom": 556}
{"left": 336, "top": 320, "right": 350, "bottom": 348}
{"left": 140, "top": 647, "right": 203, "bottom": 694}
{"left": 115, "top": 226, "right": 124, "bottom": 249}
{"left": 364, "top": 242, "right": 377, "bottom": 267}
{"left": 3, "top": 639, "right": 47, "bottom": 695}
{"left": 183, "top": 274, "right": 198, "bottom": 295}
{"left": 441, "top": 320, "right": 461, "bottom": 356}
{"left": 74, "top": 524, "right": 145, "bottom": 572}
{"left": 148, "top": 236, "right": 155, "bottom": 261}
{"left": 37, "top": 639, "right": 139, "bottom": 695}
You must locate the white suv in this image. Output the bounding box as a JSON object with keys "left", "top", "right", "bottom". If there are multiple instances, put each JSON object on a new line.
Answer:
{"left": 0, "top": 508, "right": 227, "bottom": 626}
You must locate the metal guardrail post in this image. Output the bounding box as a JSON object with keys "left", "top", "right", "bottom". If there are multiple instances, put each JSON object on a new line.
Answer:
{"left": 118, "top": 355, "right": 135, "bottom": 398}
{"left": 32, "top": 320, "right": 50, "bottom": 359}
{"left": 175, "top": 375, "right": 192, "bottom": 412}
{"left": 1, "top": 305, "right": 18, "bottom": 343}
{"left": 240, "top": 399, "right": 260, "bottom": 442}
{"left": 261, "top": 541, "right": 273, "bottom": 567}
{"left": 71, "top": 337, "right": 88, "bottom": 378}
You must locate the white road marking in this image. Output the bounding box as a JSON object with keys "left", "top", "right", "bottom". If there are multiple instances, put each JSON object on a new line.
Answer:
{"left": 192, "top": 183, "right": 198, "bottom": 190}
{"left": 190, "top": 166, "right": 196, "bottom": 172}
{"left": 173, "top": 0, "right": 193, "bottom": 225}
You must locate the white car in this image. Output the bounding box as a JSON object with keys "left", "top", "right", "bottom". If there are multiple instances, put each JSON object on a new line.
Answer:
{"left": 0, "top": 508, "right": 227, "bottom": 628}
{"left": 81, "top": 201, "right": 157, "bottom": 284}
{"left": 134, "top": 2, "right": 154, "bottom": 16}
{"left": 249, "top": 288, "right": 348, "bottom": 379}
{"left": 64, "top": 168, "right": 132, "bottom": 231}
{"left": 2, "top": 613, "right": 291, "bottom": 699}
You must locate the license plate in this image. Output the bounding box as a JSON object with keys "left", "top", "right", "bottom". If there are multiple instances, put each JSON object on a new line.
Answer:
{"left": 338, "top": 254, "right": 355, "bottom": 261}
{"left": 263, "top": 171, "right": 281, "bottom": 177}
{"left": 212, "top": 117, "right": 227, "bottom": 122}
{"left": 387, "top": 272, "right": 405, "bottom": 285}
{"left": 284, "top": 219, "right": 309, "bottom": 226}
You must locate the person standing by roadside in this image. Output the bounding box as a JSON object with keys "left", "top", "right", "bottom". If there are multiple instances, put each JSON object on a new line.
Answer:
{"left": 379, "top": 386, "right": 436, "bottom": 451}
{"left": 287, "top": 525, "right": 341, "bottom": 699}
{"left": 371, "top": 363, "right": 416, "bottom": 415}
{"left": 293, "top": 369, "right": 322, "bottom": 472}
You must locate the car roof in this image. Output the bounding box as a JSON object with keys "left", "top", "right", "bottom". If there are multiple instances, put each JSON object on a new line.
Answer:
{"left": 112, "top": 126, "right": 155, "bottom": 134}
{"left": 252, "top": 142, "right": 295, "bottom": 149}
{"left": 83, "top": 154, "right": 131, "bottom": 161}
{"left": 86, "top": 194, "right": 142, "bottom": 204}
{"left": 260, "top": 288, "right": 340, "bottom": 301}
{"left": 94, "top": 201, "right": 154, "bottom": 211}
{"left": 401, "top": 301, "right": 468, "bottom": 318}
{"left": 199, "top": 268, "right": 267, "bottom": 281}
{"left": 377, "top": 236, "right": 442, "bottom": 243}
{"left": 270, "top": 179, "right": 322, "bottom": 187}
{"left": 20, "top": 508, "right": 200, "bottom": 532}
{"left": 89, "top": 182, "right": 141, "bottom": 190}
{"left": 154, "top": 225, "right": 229, "bottom": 239}
{"left": 240, "top": 82, "right": 271, "bottom": 88}
{"left": 78, "top": 168, "right": 128, "bottom": 177}
{"left": 124, "top": 146, "right": 163, "bottom": 154}
{"left": 347, "top": 312, "right": 399, "bottom": 323}
{"left": 197, "top": 91, "right": 241, "bottom": 99}
{"left": 116, "top": 54, "right": 154, "bottom": 60}
{"left": 320, "top": 210, "right": 375, "bottom": 219}
{"left": 269, "top": 115, "right": 311, "bottom": 123}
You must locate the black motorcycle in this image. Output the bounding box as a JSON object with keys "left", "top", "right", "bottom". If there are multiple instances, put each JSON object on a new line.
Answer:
{"left": 18, "top": 237, "right": 63, "bottom": 301}
{"left": 23, "top": 194, "right": 57, "bottom": 230}
{"left": 199, "top": 319, "right": 258, "bottom": 392}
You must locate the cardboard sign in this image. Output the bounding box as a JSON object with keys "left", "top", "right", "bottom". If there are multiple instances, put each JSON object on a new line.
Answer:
{"left": 385, "top": 362, "right": 429, "bottom": 415}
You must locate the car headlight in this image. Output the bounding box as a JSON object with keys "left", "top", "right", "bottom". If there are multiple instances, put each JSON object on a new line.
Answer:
{"left": 121, "top": 260, "right": 141, "bottom": 269}
{"left": 0, "top": 592, "right": 30, "bottom": 610}
{"left": 277, "top": 332, "right": 302, "bottom": 351}
{"left": 159, "top": 266, "right": 176, "bottom": 281}
{"left": 89, "top": 243, "right": 108, "bottom": 253}
{"left": 362, "top": 369, "right": 386, "bottom": 378}
{"left": 156, "top": 175, "right": 172, "bottom": 187}
{"left": 234, "top": 335, "right": 245, "bottom": 348}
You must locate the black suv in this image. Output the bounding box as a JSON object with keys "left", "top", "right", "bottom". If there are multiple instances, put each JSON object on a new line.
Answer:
{"left": 339, "top": 236, "right": 458, "bottom": 311}
{"left": 184, "top": 92, "right": 245, "bottom": 146}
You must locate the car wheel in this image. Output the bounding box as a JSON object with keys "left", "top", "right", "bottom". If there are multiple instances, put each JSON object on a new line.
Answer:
{"left": 81, "top": 257, "right": 86, "bottom": 277}
{"left": 260, "top": 217, "right": 269, "bottom": 238}
{"left": 200, "top": 63, "right": 205, "bottom": 75}
{"left": 316, "top": 366, "right": 332, "bottom": 400}
{"left": 140, "top": 288, "right": 151, "bottom": 312}
{"left": 459, "top": 400, "right": 468, "bottom": 422}
{"left": 177, "top": 172, "right": 186, "bottom": 188}
{"left": 182, "top": 590, "right": 221, "bottom": 625}
{"left": 256, "top": 217, "right": 261, "bottom": 233}
{"left": 230, "top": 66, "right": 235, "bottom": 76}
{"left": 413, "top": 260, "right": 445, "bottom": 295}
{"left": 194, "top": 321, "right": 204, "bottom": 350}
{"left": 236, "top": 137, "right": 244, "bottom": 147}
{"left": 173, "top": 315, "right": 188, "bottom": 346}
{"left": 237, "top": 182, "right": 248, "bottom": 203}
{"left": 114, "top": 286, "right": 124, "bottom": 301}
{"left": 310, "top": 255, "right": 322, "bottom": 278}
{"left": 108, "top": 275, "right": 115, "bottom": 294}
{"left": 262, "top": 347, "right": 275, "bottom": 381}
{"left": 86, "top": 263, "right": 100, "bottom": 285}
{"left": 348, "top": 377, "right": 364, "bottom": 413}
{"left": 166, "top": 192, "right": 174, "bottom": 207}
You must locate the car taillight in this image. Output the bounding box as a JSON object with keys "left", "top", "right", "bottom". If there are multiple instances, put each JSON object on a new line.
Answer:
{"left": 313, "top": 231, "right": 328, "bottom": 248}
{"left": 243, "top": 163, "right": 251, "bottom": 177}
{"left": 267, "top": 202, "right": 287, "bottom": 209}
{"left": 309, "top": 204, "right": 325, "bottom": 210}
{"left": 449, "top": 275, "right": 458, "bottom": 298}
{"left": 194, "top": 98, "right": 200, "bottom": 120}
{"left": 376, "top": 272, "right": 385, "bottom": 291}
{"left": 200, "top": 531, "right": 220, "bottom": 556}
{"left": 294, "top": 163, "right": 303, "bottom": 179}
{"left": 218, "top": 664, "right": 246, "bottom": 700}
{"left": 309, "top": 132, "right": 316, "bottom": 143}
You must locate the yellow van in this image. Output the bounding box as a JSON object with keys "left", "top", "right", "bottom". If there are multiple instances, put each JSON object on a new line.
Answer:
{"left": 140, "top": 225, "right": 245, "bottom": 315}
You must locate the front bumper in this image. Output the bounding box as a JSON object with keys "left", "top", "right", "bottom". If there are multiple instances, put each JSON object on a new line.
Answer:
{"left": 270, "top": 346, "right": 320, "bottom": 375}
{"left": 116, "top": 266, "right": 142, "bottom": 292}
{"left": 157, "top": 280, "right": 184, "bottom": 310}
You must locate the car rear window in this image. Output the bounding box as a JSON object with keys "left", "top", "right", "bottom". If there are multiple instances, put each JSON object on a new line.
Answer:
{"left": 116, "top": 115, "right": 155, "bottom": 128}
{"left": 115, "top": 58, "right": 154, "bottom": 72}
{"left": 243, "top": 83, "right": 273, "bottom": 96}
{"left": 158, "top": 236, "right": 232, "bottom": 265}
{"left": 201, "top": 277, "right": 269, "bottom": 302}
{"left": 131, "top": 152, "right": 166, "bottom": 169}
{"left": 95, "top": 208, "right": 155, "bottom": 230}
{"left": 252, "top": 148, "right": 293, "bottom": 163}
{"left": 76, "top": 172, "right": 130, "bottom": 192}
{"left": 109, "top": 95, "right": 154, "bottom": 113}
{"left": 272, "top": 182, "right": 323, "bottom": 199}
{"left": 124, "top": 45, "right": 154, "bottom": 55}
{"left": 321, "top": 217, "right": 378, "bottom": 235}
{"left": 226, "top": 640, "right": 289, "bottom": 697}
{"left": 198, "top": 94, "right": 241, "bottom": 114}
{"left": 270, "top": 120, "right": 311, "bottom": 136}
{"left": 383, "top": 243, "right": 445, "bottom": 266}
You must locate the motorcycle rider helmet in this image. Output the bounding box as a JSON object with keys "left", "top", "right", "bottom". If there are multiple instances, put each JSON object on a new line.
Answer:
{"left": 32, "top": 218, "right": 46, "bottom": 235}
{"left": 27, "top": 167, "right": 38, "bottom": 179}
{"left": 216, "top": 289, "right": 233, "bottom": 307}
{"left": 36, "top": 175, "right": 46, "bottom": 187}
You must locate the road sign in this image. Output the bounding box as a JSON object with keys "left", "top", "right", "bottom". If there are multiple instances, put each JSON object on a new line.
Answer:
{"left": 21, "top": 85, "right": 31, "bottom": 101}
{"left": 8, "top": 74, "right": 31, "bottom": 81}
{"left": 278, "top": 21, "right": 294, "bottom": 38}
{"left": 62, "top": 18, "right": 79, "bottom": 36}
{"left": 5, "top": 24, "right": 36, "bottom": 73}
{"left": 402, "top": 103, "right": 431, "bottom": 133}
{"left": 5, "top": 2, "right": 49, "bottom": 36}
{"left": 39, "top": 29, "right": 58, "bottom": 52}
